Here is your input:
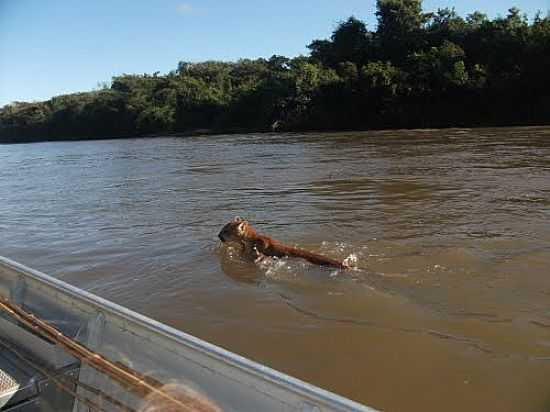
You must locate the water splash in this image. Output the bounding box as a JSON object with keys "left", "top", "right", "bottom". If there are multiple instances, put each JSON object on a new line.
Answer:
{"left": 260, "top": 257, "right": 300, "bottom": 280}
{"left": 343, "top": 253, "right": 358, "bottom": 268}
{"left": 219, "top": 239, "right": 368, "bottom": 280}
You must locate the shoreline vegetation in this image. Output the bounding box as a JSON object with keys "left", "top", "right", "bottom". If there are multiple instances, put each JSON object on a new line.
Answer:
{"left": 1, "top": 0, "right": 549, "bottom": 144}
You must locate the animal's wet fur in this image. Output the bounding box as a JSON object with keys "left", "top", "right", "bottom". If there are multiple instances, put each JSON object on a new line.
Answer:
{"left": 218, "top": 217, "right": 351, "bottom": 269}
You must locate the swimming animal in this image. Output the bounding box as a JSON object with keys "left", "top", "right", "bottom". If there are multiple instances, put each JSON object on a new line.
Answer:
{"left": 218, "top": 217, "right": 351, "bottom": 269}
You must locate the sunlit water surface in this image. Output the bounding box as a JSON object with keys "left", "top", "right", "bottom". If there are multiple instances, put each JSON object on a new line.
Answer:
{"left": 1, "top": 127, "right": 550, "bottom": 411}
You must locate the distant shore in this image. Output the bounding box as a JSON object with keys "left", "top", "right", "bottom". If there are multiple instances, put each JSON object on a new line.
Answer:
{"left": 2, "top": 4, "right": 548, "bottom": 144}
{"left": 3, "top": 124, "right": 550, "bottom": 145}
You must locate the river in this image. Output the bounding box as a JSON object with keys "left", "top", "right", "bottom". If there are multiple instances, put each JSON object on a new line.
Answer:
{"left": 1, "top": 127, "right": 550, "bottom": 411}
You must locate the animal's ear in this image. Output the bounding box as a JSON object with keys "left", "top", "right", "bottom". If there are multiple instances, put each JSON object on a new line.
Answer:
{"left": 233, "top": 216, "right": 244, "bottom": 223}
{"left": 237, "top": 221, "right": 248, "bottom": 235}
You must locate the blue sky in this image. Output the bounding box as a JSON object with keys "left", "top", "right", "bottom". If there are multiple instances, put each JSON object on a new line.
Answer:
{"left": 0, "top": 0, "right": 547, "bottom": 106}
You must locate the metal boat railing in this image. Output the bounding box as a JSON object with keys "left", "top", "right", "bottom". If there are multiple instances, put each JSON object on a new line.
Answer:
{"left": 0, "top": 256, "right": 376, "bottom": 412}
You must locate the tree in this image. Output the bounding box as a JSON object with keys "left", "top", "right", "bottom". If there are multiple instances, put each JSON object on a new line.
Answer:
{"left": 307, "top": 39, "right": 335, "bottom": 67}
{"left": 407, "top": 41, "right": 469, "bottom": 93}
{"left": 376, "top": 0, "right": 427, "bottom": 62}
{"left": 360, "top": 61, "right": 401, "bottom": 95}
{"left": 331, "top": 17, "right": 372, "bottom": 65}
{"left": 308, "top": 17, "right": 371, "bottom": 67}
{"left": 426, "top": 7, "right": 466, "bottom": 46}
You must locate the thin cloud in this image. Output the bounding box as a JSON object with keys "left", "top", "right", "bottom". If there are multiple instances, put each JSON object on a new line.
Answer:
{"left": 176, "top": 3, "right": 198, "bottom": 15}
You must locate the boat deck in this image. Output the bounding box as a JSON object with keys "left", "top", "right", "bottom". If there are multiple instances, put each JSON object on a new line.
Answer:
{"left": 0, "top": 323, "right": 79, "bottom": 412}
{"left": 0, "top": 358, "right": 24, "bottom": 408}
{"left": 0, "top": 343, "right": 40, "bottom": 411}
{"left": 0, "top": 341, "right": 78, "bottom": 412}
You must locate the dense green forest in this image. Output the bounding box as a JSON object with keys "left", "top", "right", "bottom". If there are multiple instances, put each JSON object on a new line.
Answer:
{"left": 1, "top": 0, "right": 549, "bottom": 142}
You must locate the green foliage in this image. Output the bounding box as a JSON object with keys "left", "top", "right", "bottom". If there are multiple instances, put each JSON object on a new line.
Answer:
{"left": 425, "top": 8, "right": 466, "bottom": 46}
{"left": 1, "top": 1, "right": 548, "bottom": 141}
{"left": 407, "top": 41, "right": 469, "bottom": 93}
{"left": 376, "top": 0, "right": 427, "bottom": 62}
{"left": 360, "top": 61, "right": 401, "bottom": 94}
{"left": 309, "top": 17, "right": 372, "bottom": 68}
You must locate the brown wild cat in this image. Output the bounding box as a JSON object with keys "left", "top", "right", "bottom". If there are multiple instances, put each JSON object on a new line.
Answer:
{"left": 218, "top": 217, "right": 351, "bottom": 269}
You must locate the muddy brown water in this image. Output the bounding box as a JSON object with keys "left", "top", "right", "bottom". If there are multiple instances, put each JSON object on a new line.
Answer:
{"left": 1, "top": 127, "right": 550, "bottom": 411}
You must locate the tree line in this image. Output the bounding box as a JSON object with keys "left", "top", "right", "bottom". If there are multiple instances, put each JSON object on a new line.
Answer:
{"left": 1, "top": 0, "right": 549, "bottom": 142}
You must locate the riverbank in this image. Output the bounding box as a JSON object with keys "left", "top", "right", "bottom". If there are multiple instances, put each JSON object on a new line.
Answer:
{"left": 2, "top": 122, "right": 550, "bottom": 145}
{"left": 0, "top": 127, "right": 255, "bottom": 144}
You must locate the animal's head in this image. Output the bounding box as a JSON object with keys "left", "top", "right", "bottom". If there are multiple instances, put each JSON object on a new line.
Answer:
{"left": 218, "top": 217, "right": 252, "bottom": 242}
